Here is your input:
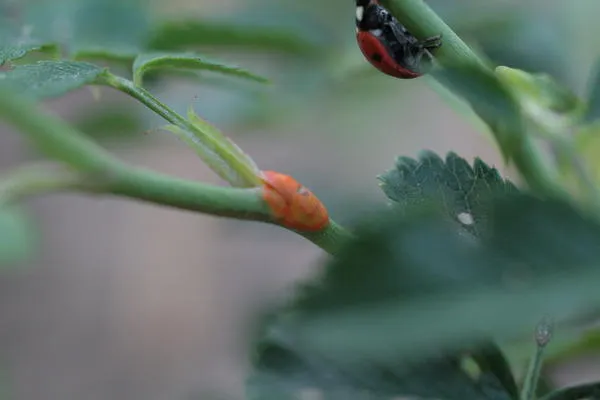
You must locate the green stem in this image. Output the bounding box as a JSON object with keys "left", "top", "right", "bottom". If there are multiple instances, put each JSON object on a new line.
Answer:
{"left": 108, "top": 165, "right": 269, "bottom": 219}
{"left": 0, "top": 86, "right": 353, "bottom": 254}
{"left": 385, "top": 0, "right": 568, "bottom": 199}
{"left": 96, "top": 72, "right": 263, "bottom": 188}
{"left": 293, "top": 221, "right": 354, "bottom": 256}
{"left": 383, "top": 0, "right": 491, "bottom": 70}
{"left": 521, "top": 317, "right": 553, "bottom": 400}
{"left": 111, "top": 168, "right": 353, "bottom": 253}
{"left": 510, "top": 137, "right": 568, "bottom": 199}
{"left": 521, "top": 346, "right": 545, "bottom": 400}
{"left": 0, "top": 162, "right": 351, "bottom": 254}
{"left": 99, "top": 72, "right": 188, "bottom": 127}
{"left": 551, "top": 133, "right": 600, "bottom": 211}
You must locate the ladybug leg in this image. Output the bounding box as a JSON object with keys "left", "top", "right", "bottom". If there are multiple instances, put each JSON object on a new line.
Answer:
{"left": 404, "top": 44, "right": 435, "bottom": 73}
{"left": 411, "top": 34, "right": 441, "bottom": 72}
{"left": 421, "top": 34, "right": 442, "bottom": 51}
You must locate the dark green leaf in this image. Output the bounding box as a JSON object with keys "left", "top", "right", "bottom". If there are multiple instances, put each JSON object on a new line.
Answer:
{"left": 147, "top": 20, "right": 324, "bottom": 57}
{"left": 432, "top": 65, "right": 525, "bottom": 160}
{"left": 0, "top": 60, "right": 105, "bottom": 99}
{"left": 470, "top": 344, "right": 519, "bottom": 400}
{"left": 247, "top": 329, "right": 513, "bottom": 400}
{"left": 132, "top": 52, "right": 269, "bottom": 86}
{"left": 0, "top": 206, "right": 37, "bottom": 267}
{"left": 284, "top": 186, "right": 600, "bottom": 365}
{"left": 584, "top": 58, "right": 600, "bottom": 123}
{"left": 539, "top": 382, "right": 600, "bottom": 400}
{"left": 378, "top": 152, "right": 518, "bottom": 237}
{"left": 535, "top": 372, "right": 556, "bottom": 399}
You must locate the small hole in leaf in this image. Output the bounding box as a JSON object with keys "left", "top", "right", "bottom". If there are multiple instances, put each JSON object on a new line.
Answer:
{"left": 457, "top": 212, "right": 474, "bottom": 225}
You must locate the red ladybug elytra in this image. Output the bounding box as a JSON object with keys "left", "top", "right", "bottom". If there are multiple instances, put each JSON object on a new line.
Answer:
{"left": 355, "top": 0, "right": 441, "bottom": 79}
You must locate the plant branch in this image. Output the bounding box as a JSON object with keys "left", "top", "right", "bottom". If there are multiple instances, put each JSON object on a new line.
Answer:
{"left": 383, "top": 0, "right": 491, "bottom": 70}
{"left": 0, "top": 86, "right": 352, "bottom": 254}
{"left": 0, "top": 163, "right": 351, "bottom": 254}
{"left": 521, "top": 346, "right": 545, "bottom": 400}
{"left": 384, "top": 0, "right": 570, "bottom": 200}
{"left": 110, "top": 166, "right": 353, "bottom": 253}
{"left": 108, "top": 165, "right": 270, "bottom": 219}
{"left": 96, "top": 72, "right": 263, "bottom": 188}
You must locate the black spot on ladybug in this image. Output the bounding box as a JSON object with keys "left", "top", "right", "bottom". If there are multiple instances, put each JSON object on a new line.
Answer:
{"left": 371, "top": 53, "right": 382, "bottom": 62}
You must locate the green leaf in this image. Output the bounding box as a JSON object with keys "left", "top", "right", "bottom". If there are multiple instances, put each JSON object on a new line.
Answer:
{"left": 132, "top": 52, "right": 269, "bottom": 86}
{"left": 0, "top": 60, "right": 105, "bottom": 99}
{"left": 147, "top": 20, "right": 323, "bottom": 57}
{"left": 470, "top": 344, "right": 519, "bottom": 400}
{"left": 0, "top": 206, "right": 37, "bottom": 267}
{"left": 378, "top": 152, "right": 518, "bottom": 237}
{"left": 281, "top": 175, "right": 600, "bottom": 365}
{"left": 160, "top": 106, "right": 262, "bottom": 188}
{"left": 539, "top": 382, "right": 600, "bottom": 400}
{"left": 0, "top": 39, "right": 48, "bottom": 65}
{"left": 247, "top": 330, "right": 515, "bottom": 400}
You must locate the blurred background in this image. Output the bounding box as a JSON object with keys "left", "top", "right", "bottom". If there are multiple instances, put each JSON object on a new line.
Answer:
{"left": 1, "top": 0, "right": 600, "bottom": 398}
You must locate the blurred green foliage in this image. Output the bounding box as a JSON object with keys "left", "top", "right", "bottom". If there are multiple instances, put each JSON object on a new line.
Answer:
{"left": 3, "top": 0, "right": 600, "bottom": 399}
{"left": 248, "top": 334, "right": 517, "bottom": 400}
{"left": 248, "top": 154, "right": 600, "bottom": 399}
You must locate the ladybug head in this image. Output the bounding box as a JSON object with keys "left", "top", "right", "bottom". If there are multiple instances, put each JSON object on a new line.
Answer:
{"left": 356, "top": 1, "right": 390, "bottom": 31}
{"left": 355, "top": 0, "right": 376, "bottom": 24}
{"left": 356, "top": 0, "right": 374, "bottom": 6}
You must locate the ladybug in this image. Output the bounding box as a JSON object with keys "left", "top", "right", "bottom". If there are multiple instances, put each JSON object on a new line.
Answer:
{"left": 260, "top": 170, "right": 329, "bottom": 232}
{"left": 355, "top": 0, "right": 442, "bottom": 79}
